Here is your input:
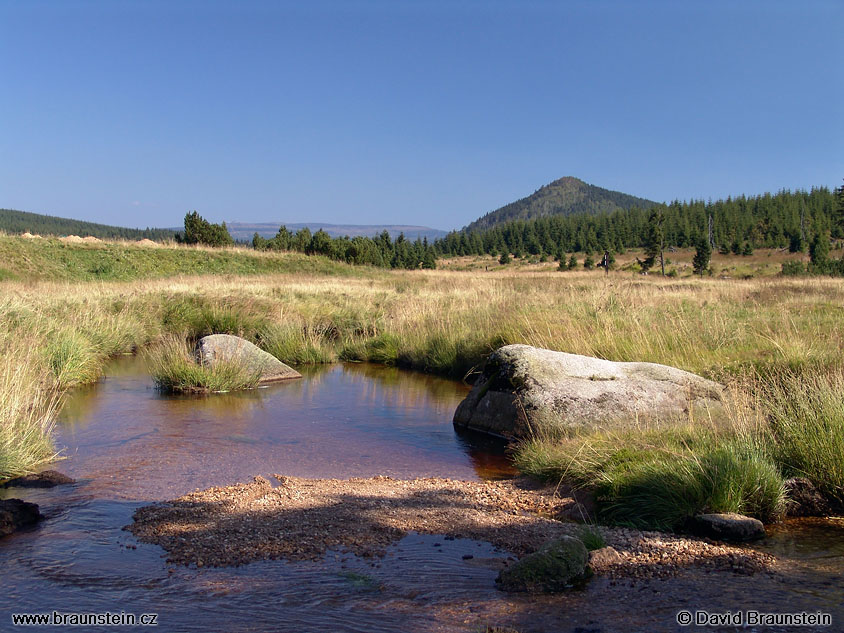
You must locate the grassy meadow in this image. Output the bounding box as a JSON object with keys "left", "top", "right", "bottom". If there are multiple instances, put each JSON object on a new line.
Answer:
{"left": 0, "top": 235, "right": 842, "bottom": 529}
{"left": 438, "top": 246, "right": 833, "bottom": 280}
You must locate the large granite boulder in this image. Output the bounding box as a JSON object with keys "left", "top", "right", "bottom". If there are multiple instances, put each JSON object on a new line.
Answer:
{"left": 496, "top": 536, "right": 589, "bottom": 592}
{"left": 194, "top": 335, "right": 301, "bottom": 383}
{"left": 454, "top": 345, "right": 724, "bottom": 438}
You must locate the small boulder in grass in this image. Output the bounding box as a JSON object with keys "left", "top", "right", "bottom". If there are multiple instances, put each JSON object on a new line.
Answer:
{"left": 496, "top": 536, "right": 589, "bottom": 592}
{"left": 194, "top": 334, "right": 301, "bottom": 383}
{"left": 687, "top": 513, "right": 766, "bottom": 542}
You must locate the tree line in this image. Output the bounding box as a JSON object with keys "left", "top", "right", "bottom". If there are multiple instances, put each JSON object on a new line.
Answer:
{"left": 435, "top": 186, "right": 842, "bottom": 260}
{"left": 174, "top": 211, "right": 437, "bottom": 269}
{"left": 252, "top": 226, "right": 437, "bottom": 269}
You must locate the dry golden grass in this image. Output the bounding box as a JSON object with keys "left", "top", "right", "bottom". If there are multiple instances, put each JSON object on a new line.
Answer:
{"left": 437, "top": 247, "right": 842, "bottom": 280}
{"left": 2, "top": 263, "right": 844, "bottom": 477}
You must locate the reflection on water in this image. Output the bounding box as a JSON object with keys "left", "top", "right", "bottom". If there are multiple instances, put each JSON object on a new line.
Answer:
{"left": 53, "top": 358, "right": 513, "bottom": 500}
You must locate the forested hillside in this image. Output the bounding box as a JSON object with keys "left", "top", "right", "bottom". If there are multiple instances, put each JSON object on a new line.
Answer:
{"left": 0, "top": 208, "right": 175, "bottom": 241}
{"left": 437, "top": 186, "right": 842, "bottom": 257}
{"left": 464, "top": 176, "right": 658, "bottom": 232}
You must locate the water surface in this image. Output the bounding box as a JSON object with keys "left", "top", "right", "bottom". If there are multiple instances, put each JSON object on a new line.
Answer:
{"left": 2, "top": 358, "right": 842, "bottom": 633}
{"left": 54, "top": 357, "right": 513, "bottom": 500}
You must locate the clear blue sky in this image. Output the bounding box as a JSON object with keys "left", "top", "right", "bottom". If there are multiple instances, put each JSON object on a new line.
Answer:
{"left": 2, "top": 0, "right": 841, "bottom": 231}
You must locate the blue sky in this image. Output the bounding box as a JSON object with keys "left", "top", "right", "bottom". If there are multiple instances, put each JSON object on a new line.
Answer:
{"left": 2, "top": 0, "right": 841, "bottom": 231}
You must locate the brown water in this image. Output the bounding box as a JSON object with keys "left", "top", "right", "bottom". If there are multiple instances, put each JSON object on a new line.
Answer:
{"left": 52, "top": 356, "right": 514, "bottom": 499}
{"left": 2, "top": 358, "right": 843, "bottom": 633}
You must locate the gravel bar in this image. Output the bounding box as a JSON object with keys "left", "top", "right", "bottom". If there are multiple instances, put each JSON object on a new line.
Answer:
{"left": 127, "top": 474, "right": 774, "bottom": 577}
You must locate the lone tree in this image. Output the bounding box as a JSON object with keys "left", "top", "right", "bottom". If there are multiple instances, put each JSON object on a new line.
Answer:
{"left": 177, "top": 211, "right": 234, "bottom": 247}
{"left": 835, "top": 178, "right": 844, "bottom": 239}
{"left": 640, "top": 208, "right": 665, "bottom": 274}
{"left": 499, "top": 250, "right": 511, "bottom": 265}
{"left": 692, "top": 237, "right": 712, "bottom": 277}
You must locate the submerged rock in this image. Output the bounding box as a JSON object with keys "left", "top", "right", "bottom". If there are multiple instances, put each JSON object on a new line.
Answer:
{"left": 496, "top": 536, "right": 589, "bottom": 592}
{"left": 194, "top": 334, "right": 301, "bottom": 383}
{"left": 1, "top": 470, "right": 75, "bottom": 489}
{"left": 0, "top": 499, "right": 43, "bottom": 537}
{"left": 454, "top": 344, "right": 724, "bottom": 438}
{"left": 687, "top": 513, "right": 765, "bottom": 542}
{"left": 784, "top": 477, "right": 831, "bottom": 517}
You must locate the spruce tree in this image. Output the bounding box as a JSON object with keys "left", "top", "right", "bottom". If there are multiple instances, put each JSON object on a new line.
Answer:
{"left": 641, "top": 208, "right": 664, "bottom": 274}
{"left": 692, "top": 238, "right": 711, "bottom": 276}
{"left": 809, "top": 230, "right": 831, "bottom": 274}
{"left": 178, "top": 211, "right": 234, "bottom": 247}
{"left": 835, "top": 179, "right": 844, "bottom": 239}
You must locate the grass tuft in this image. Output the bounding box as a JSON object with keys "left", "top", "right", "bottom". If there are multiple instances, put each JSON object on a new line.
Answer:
{"left": 596, "top": 444, "right": 785, "bottom": 529}
{"left": 161, "top": 297, "right": 271, "bottom": 340}
{"left": 256, "top": 323, "right": 337, "bottom": 365}
{"left": 764, "top": 371, "right": 844, "bottom": 504}
{"left": 515, "top": 427, "right": 786, "bottom": 531}
{"left": 44, "top": 329, "right": 102, "bottom": 389}
{"left": 576, "top": 525, "right": 606, "bottom": 551}
{"left": 0, "top": 336, "right": 60, "bottom": 478}
{"left": 147, "top": 336, "right": 263, "bottom": 393}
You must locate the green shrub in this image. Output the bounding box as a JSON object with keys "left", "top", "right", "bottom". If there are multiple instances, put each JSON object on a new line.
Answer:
{"left": 781, "top": 260, "right": 806, "bottom": 276}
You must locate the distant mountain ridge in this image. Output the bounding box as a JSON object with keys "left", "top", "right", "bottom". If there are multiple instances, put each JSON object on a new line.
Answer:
{"left": 464, "top": 177, "right": 659, "bottom": 232}
{"left": 224, "top": 222, "right": 448, "bottom": 242}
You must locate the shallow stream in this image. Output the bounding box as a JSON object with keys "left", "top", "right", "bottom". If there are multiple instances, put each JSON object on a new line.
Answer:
{"left": 1, "top": 357, "right": 842, "bottom": 632}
